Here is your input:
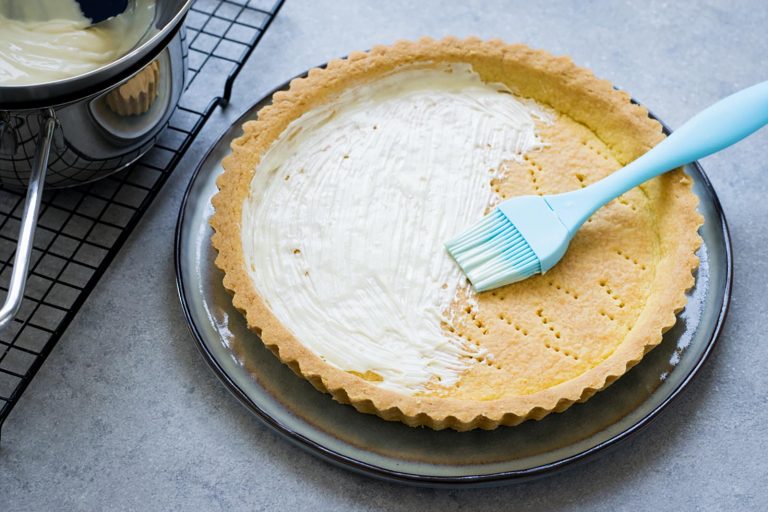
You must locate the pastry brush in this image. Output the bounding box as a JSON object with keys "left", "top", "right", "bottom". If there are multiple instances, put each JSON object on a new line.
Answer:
{"left": 446, "top": 80, "right": 768, "bottom": 292}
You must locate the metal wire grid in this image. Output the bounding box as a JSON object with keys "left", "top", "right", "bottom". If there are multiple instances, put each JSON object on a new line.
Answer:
{"left": 0, "top": 0, "right": 285, "bottom": 436}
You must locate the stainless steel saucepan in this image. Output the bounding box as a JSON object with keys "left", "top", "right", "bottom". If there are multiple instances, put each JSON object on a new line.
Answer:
{"left": 0, "top": 0, "right": 193, "bottom": 329}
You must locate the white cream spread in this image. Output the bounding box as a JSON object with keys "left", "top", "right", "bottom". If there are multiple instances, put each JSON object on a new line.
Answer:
{"left": 242, "top": 64, "right": 550, "bottom": 394}
{"left": 0, "top": 0, "right": 155, "bottom": 85}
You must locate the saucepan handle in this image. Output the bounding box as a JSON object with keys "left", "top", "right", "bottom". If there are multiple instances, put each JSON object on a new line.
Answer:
{"left": 0, "top": 111, "right": 56, "bottom": 330}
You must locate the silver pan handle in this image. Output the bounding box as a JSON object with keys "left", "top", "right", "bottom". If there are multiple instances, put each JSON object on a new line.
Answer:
{"left": 0, "top": 112, "right": 56, "bottom": 330}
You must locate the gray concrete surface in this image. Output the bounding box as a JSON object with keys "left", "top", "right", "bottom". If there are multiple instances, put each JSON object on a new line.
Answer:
{"left": 2, "top": 0, "right": 767, "bottom": 509}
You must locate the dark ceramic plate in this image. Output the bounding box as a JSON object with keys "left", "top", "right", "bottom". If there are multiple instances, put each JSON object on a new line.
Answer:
{"left": 174, "top": 81, "right": 732, "bottom": 487}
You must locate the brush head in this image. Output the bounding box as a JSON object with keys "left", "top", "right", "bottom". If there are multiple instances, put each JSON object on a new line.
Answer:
{"left": 445, "top": 209, "right": 541, "bottom": 292}
{"left": 445, "top": 195, "right": 572, "bottom": 292}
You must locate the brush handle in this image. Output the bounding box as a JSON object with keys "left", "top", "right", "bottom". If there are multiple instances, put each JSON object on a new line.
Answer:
{"left": 547, "top": 80, "right": 768, "bottom": 233}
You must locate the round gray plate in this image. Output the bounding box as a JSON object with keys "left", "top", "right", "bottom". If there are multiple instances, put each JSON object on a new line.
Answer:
{"left": 174, "top": 85, "right": 732, "bottom": 487}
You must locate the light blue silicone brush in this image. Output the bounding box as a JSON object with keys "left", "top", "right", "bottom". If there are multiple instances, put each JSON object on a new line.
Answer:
{"left": 447, "top": 80, "right": 768, "bottom": 292}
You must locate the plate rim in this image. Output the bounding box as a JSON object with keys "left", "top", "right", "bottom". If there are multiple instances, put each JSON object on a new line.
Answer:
{"left": 174, "top": 75, "right": 733, "bottom": 487}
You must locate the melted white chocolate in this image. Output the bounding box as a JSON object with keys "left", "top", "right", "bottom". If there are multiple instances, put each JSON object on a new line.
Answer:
{"left": 242, "top": 64, "right": 550, "bottom": 394}
{"left": 0, "top": 0, "right": 155, "bottom": 85}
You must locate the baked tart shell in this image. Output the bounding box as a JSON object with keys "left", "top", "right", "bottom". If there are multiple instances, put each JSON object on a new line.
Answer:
{"left": 210, "top": 37, "right": 702, "bottom": 431}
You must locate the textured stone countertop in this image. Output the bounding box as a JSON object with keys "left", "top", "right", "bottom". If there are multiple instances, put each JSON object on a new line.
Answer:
{"left": 2, "top": 0, "right": 767, "bottom": 509}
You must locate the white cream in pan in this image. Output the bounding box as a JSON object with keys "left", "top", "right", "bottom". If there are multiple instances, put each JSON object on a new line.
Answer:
{"left": 0, "top": 0, "right": 155, "bottom": 85}
{"left": 241, "top": 64, "right": 551, "bottom": 394}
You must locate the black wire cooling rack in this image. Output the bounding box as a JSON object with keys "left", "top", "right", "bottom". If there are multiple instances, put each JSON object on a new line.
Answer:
{"left": 0, "top": 0, "right": 285, "bottom": 438}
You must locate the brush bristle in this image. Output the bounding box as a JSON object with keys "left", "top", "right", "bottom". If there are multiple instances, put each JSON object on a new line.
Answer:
{"left": 445, "top": 209, "right": 541, "bottom": 292}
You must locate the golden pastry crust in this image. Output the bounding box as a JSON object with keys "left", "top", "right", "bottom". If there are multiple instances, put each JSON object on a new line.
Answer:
{"left": 210, "top": 37, "right": 702, "bottom": 431}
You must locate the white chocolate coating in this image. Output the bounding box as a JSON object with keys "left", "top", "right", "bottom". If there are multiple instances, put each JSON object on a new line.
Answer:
{"left": 0, "top": 0, "right": 155, "bottom": 85}
{"left": 242, "top": 64, "right": 550, "bottom": 394}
